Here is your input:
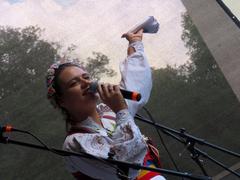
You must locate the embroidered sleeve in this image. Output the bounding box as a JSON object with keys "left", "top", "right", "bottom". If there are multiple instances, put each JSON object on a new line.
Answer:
{"left": 63, "top": 109, "right": 147, "bottom": 162}
{"left": 110, "top": 109, "right": 148, "bottom": 163}
{"left": 62, "top": 108, "right": 148, "bottom": 179}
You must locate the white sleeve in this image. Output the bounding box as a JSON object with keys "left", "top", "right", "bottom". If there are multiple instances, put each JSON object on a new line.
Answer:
{"left": 62, "top": 109, "right": 148, "bottom": 179}
{"left": 119, "top": 41, "right": 152, "bottom": 117}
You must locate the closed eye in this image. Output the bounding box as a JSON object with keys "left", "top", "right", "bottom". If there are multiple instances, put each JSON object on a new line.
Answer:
{"left": 82, "top": 74, "right": 91, "bottom": 80}
{"left": 69, "top": 80, "right": 79, "bottom": 87}
{"left": 66, "top": 74, "right": 91, "bottom": 89}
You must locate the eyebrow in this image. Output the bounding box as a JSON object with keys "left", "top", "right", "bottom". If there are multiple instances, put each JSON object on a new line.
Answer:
{"left": 66, "top": 73, "right": 90, "bottom": 86}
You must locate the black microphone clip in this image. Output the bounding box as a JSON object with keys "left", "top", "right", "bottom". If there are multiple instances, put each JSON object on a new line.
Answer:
{"left": 0, "top": 125, "right": 9, "bottom": 144}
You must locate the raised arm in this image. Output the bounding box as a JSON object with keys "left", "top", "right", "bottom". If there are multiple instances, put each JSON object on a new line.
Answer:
{"left": 120, "top": 29, "right": 152, "bottom": 117}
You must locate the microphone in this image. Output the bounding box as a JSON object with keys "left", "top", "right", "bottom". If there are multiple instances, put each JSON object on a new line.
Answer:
{"left": 88, "top": 82, "right": 142, "bottom": 101}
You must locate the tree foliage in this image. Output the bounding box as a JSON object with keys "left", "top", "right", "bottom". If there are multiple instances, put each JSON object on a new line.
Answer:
{"left": 140, "top": 13, "right": 240, "bottom": 176}
{"left": 85, "top": 52, "right": 117, "bottom": 81}
{"left": 1, "top": 12, "right": 240, "bottom": 178}
{"left": 0, "top": 25, "right": 116, "bottom": 180}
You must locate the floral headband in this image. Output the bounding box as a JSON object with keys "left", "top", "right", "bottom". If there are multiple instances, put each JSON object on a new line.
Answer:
{"left": 46, "top": 60, "right": 83, "bottom": 108}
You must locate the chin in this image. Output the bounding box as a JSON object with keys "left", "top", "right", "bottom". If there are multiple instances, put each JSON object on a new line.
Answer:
{"left": 85, "top": 94, "right": 98, "bottom": 105}
{"left": 87, "top": 92, "right": 99, "bottom": 101}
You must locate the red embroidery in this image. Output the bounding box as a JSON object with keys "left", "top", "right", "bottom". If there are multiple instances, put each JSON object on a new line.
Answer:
{"left": 102, "top": 115, "right": 116, "bottom": 121}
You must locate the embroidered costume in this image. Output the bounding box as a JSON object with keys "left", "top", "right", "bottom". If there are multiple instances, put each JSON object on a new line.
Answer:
{"left": 52, "top": 41, "right": 165, "bottom": 179}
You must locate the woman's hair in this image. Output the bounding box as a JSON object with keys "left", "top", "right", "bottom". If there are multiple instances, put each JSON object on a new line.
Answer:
{"left": 46, "top": 61, "right": 85, "bottom": 132}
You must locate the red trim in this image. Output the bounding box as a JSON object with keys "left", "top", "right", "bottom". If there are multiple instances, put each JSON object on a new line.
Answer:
{"left": 102, "top": 115, "right": 116, "bottom": 121}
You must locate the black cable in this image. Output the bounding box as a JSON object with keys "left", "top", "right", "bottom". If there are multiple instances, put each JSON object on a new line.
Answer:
{"left": 144, "top": 110, "right": 179, "bottom": 172}
{"left": 136, "top": 107, "right": 183, "bottom": 180}
{"left": 134, "top": 114, "right": 240, "bottom": 178}
{"left": 1, "top": 136, "right": 212, "bottom": 180}
{"left": 13, "top": 129, "right": 67, "bottom": 156}
{"left": 11, "top": 129, "right": 130, "bottom": 179}
{"left": 140, "top": 106, "right": 182, "bottom": 173}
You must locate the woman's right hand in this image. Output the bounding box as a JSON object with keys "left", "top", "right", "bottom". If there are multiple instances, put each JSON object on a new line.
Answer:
{"left": 97, "top": 83, "right": 127, "bottom": 113}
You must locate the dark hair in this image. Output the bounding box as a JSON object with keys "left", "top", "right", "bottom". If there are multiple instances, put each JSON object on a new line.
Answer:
{"left": 52, "top": 63, "right": 83, "bottom": 132}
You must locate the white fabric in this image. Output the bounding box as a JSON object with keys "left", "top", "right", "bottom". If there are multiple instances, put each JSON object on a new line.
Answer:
{"left": 62, "top": 41, "right": 153, "bottom": 180}
{"left": 119, "top": 41, "right": 152, "bottom": 117}
{"left": 151, "top": 175, "right": 166, "bottom": 180}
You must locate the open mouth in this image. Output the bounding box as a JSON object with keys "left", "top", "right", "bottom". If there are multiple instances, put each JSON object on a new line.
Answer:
{"left": 82, "top": 90, "right": 89, "bottom": 96}
{"left": 82, "top": 88, "right": 95, "bottom": 96}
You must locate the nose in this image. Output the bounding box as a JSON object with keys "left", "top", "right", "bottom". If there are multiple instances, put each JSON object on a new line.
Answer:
{"left": 80, "top": 77, "right": 91, "bottom": 89}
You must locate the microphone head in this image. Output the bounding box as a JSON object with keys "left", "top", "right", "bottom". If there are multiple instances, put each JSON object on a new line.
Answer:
{"left": 88, "top": 81, "right": 98, "bottom": 93}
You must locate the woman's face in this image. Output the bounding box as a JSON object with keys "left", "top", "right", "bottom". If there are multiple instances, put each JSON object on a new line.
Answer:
{"left": 57, "top": 66, "right": 98, "bottom": 119}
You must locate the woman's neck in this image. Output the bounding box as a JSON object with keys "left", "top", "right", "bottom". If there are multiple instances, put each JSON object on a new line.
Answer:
{"left": 70, "top": 109, "right": 102, "bottom": 127}
{"left": 90, "top": 109, "right": 102, "bottom": 126}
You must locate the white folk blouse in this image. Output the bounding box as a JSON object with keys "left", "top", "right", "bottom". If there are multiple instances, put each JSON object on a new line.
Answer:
{"left": 62, "top": 41, "right": 153, "bottom": 180}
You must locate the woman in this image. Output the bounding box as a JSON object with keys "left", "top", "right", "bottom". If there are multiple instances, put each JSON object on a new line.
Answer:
{"left": 46, "top": 29, "right": 165, "bottom": 179}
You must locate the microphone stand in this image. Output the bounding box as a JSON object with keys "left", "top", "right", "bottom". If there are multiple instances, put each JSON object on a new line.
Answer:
{"left": 134, "top": 115, "right": 240, "bottom": 178}
{"left": 0, "top": 131, "right": 211, "bottom": 180}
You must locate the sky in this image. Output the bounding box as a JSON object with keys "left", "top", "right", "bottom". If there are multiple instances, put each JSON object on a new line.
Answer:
{"left": 0, "top": 0, "right": 189, "bottom": 82}
{"left": 222, "top": 0, "right": 240, "bottom": 19}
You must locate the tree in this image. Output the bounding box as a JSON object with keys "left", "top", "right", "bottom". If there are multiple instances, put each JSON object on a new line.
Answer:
{"left": 181, "top": 13, "right": 225, "bottom": 85}
{"left": 141, "top": 12, "right": 240, "bottom": 177}
{"left": 85, "top": 51, "right": 116, "bottom": 81}
{"left": 0, "top": 25, "right": 116, "bottom": 180}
